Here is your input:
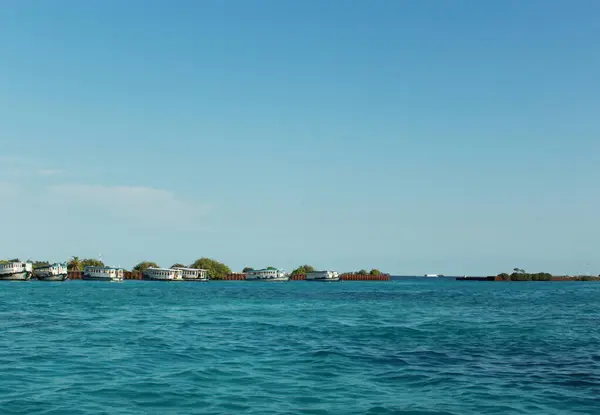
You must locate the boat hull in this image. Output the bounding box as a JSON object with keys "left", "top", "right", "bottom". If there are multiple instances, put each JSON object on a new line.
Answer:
{"left": 142, "top": 277, "right": 182, "bottom": 281}
{"left": 0, "top": 271, "right": 32, "bottom": 281}
{"left": 82, "top": 275, "right": 122, "bottom": 281}
{"left": 142, "top": 273, "right": 183, "bottom": 281}
{"left": 306, "top": 277, "right": 340, "bottom": 282}
{"left": 246, "top": 277, "right": 289, "bottom": 281}
{"left": 36, "top": 274, "right": 68, "bottom": 281}
{"left": 182, "top": 278, "right": 209, "bottom": 282}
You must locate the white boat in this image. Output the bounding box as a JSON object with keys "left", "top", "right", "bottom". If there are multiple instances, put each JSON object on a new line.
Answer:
{"left": 306, "top": 270, "right": 340, "bottom": 281}
{"left": 0, "top": 261, "right": 33, "bottom": 281}
{"left": 172, "top": 267, "right": 209, "bottom": 281}
{"left": 245, "top": 268, "right": 289, "bottom": 281}
{"left": 143, "top": 267, "right": 183, "bottom": 281}
{"left": 33, "top": 262, "right": 68, "bottom": 281}
{"left": 83, "top": 265, "right": 124, "bottom": 281}
{"left": 423, "top": 274, "right": 443, "bottom": 278}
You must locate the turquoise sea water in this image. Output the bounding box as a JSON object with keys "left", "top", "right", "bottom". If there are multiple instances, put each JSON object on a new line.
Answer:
{"left": 1, "top": 279, "right": 599, "bottom": 414}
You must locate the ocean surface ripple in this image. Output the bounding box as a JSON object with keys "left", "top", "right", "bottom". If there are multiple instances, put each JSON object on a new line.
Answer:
{"left": 1, "top": 280, "right": 599, "bottom": 414}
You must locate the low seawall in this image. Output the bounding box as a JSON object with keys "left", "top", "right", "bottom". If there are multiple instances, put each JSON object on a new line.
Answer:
{"left": 126, "top": 271, "right": 142, "bottom": 280}
{"left": 68, "top": 271, "right": 82, "bottom": 280}
{"left": 289, "top": 274, "right": 306, "bottom": 280}
{"left": 456, "top": 276, "right": 497, "bottom": 281}
{"left": 222, "top": 273, "right": 390, "bottom": 281}
{"left": 289, "top": 274, "right": 390, "bottom": 281}
{"left": 67, "top": 271, "right": 390, "bottom": 281}
{"left": 550, "top": 276, "right": 600, "bottom": 281}
{"left": 222, "top": 273, "right": 246, "bottom": 280}
{"left": 340, "top": 273, "right": 390, "bottom": 281}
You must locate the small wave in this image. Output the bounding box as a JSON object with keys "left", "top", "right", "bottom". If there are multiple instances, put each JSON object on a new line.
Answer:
{"left": 1, "top": 280, "right": 600, "bottom": 414}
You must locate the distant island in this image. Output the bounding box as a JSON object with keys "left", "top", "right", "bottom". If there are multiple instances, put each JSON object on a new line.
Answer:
{"left": 452, "top": 268, "right": 600, "bottom": 282}
{"left": 496, "top": 268, "right": 600, "bottom": 281}
{"left": 496, "top": 269, "right": 553, "bottom": 281}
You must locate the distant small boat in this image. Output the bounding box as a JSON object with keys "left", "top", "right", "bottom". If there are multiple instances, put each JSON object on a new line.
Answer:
{"left": 0, "top": 261, "right": 33, "bottom": 281}
{"left": 143, "top": 267, "right": 183, "bottom": 281}
{"left": 245, "top": 268, "right": 289, "bottom": 281}
{"left": 83, "top": 266, "right": 124, "bottom": 281}
{"left": 34, "top": 262, "right": 68, "bottom": 281}
{"left": 423, "top": 274, "right": 444, "bottom": 278}
{"left": 306, "top": 271, "right": 340, "bottom": 281}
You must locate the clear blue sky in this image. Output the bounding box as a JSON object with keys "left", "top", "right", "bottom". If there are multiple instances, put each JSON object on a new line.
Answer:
{"left": 1, "top": 1, "right": 599, "bottom": 275}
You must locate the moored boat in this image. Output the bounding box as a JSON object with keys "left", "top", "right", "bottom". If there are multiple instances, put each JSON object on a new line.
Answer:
{"left": 0, "top": 261, "right": 33, "bottom": 281}
{"left": 245, "top": 268, "right": 289, "bottom": 281}
{"left": 34, "top": 262, "right": 68, "bottom": 281}
{"left": 172, "top": 267, "right": 209, "bottom": 281}
{"left": 306, "top": 270, "right": 340, "bottom": 281}
{"left": 143, "top": 267, "right": 183, "bottom": 281}
{"left": 83, "top": 265, "right": 124, "bottom": 281}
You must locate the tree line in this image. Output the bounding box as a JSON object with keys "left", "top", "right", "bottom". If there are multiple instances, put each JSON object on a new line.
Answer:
{"left": 497, "top": 268, "right": 552, "bottom": 281}
{"left": 497, "top": 269, "right": 600, "bottom": 281}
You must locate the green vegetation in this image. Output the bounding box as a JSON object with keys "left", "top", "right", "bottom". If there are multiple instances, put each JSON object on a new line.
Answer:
{"left": 242, "top": 267, "right": 254, "bottom": 273}
{"left": 81, "top": 259, "right": 104, "bottom": 268}
{"left": 497, "top": 268, "right": 552, "bottom": 281}
{"left": 189, "top": 258, "right": 231, "bottom": 280}
{"left": 170, "top": 263, "right": 186, "bottom": 269}
{"left": 291, "top": 265, "right": 315, "bottom": 276}
{"left": 68, "top": 257, "right": 81, "bottom": 270}
{"left": 498, "top": 270, "right": 600, "bottom": 281}
{"left": 0, "top": 258, "right": 20, "bottom": 264}
{"left": 513, "top": 272, "right": 552, "bottom": 281}
{"left": 67, "top": 257, "right": 105, "bottom": 271}
{"left": 133, "top": 261, "right": 159, "bottom": 272}
{"left": 32, "top": 261, "right": 50, "bottom": 269}
{"left": 342, "top": 268, "right": 388, "bottom": 277}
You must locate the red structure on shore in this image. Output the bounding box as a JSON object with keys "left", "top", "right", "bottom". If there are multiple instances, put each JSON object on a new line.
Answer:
{"left": 68, "top": 270, "right": 82, "bottom": 279}
{"left": 222, "top": 273, "right": 246, "bottom": 280}
{"left": 125, "top": 271, "right": 142, "bottom": 280}
{"left": 289, "top": 274, "right": 306, "bottom": 280}
{"left": 339, "top": 273, "right": 390, "bottom": 281}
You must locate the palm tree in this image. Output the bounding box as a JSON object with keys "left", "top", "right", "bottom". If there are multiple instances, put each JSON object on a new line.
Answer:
{"left": 68, "top": 256, "right": 82, "bottom": 271}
